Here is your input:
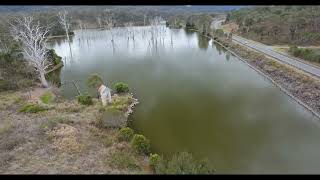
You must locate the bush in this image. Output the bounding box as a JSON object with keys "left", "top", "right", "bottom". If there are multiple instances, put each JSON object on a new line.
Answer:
{"left": 40, "top": 91, "right": 55, "bottom": 104}
{"left": 118, "top": 127, "right": 134, "bottom": 142}
{"left": 131, "top": 134, "right": 150, "bottom": 155}
{"left": 40, "top": 116, "right": 66, "bottom": 130}
{"left": 69, "top": 31, "right": 75, "bottom": 36}
{"left": 76, "top": 94, "right": 93, "bottom": 105}
{"left": 0, "top": 80, "right": 15, "bottom": 91}
{"left": 46, "top": 49, "right": 63, "bottom": 66}
{"left": 289, "top": 46, "right": 320, "bottom": 63}
{"left": 214, "top": 29, "right": 224, "bottom": 37}
{"left": 154, "top": 152, "right": 215, "bottom": 174}
{"left": 102, "top": 136, "right": 113, "bottom": 147}
{"left": 95, "top": 109, "right": 126, "bottom": 128}
{"left": 149, "top": 153, "right": 162, "bottom": 170}
{"left": 0, "top": 51, "right": 36, "bottom": 91}
{"left": 109, "top": 151, "right": 141, "bottom": 171}
{"left": 106, "top": 95, "right": 133, "bottom": 112}
{"left": 19, "top": 104, "right": 48, "bottom": 113}
{"left": 87, "top": 74, "right": 103, "bottom": 88}
{"left": 114, "top": 82, "right": 129, "bottom": 93}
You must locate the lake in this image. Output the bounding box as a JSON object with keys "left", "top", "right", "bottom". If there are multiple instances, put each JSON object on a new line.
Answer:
{"left": 49, "top": 25, "right": 320, "bottom": 174}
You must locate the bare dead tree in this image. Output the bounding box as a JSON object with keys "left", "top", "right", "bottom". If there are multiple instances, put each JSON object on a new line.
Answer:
{"left": 9, "top": 16, "right": 51, "bottom": 88}
{"left": 58, "top": 10, "right": 71, "bottom": 43}
{"left": 96, "top": 16, "right": 102, "bottom": 29}
{"left": 58, "top": 10, "right": 73, "bottom": 57}
{"left": 77, "top": 19, "right": 83, "bottom": 30}
{"left": 124, "top": 21, "right": 135, "bottom": 47}
{"left": 150, "top": 16, "right": 164, "bottom": 52}
{"left": 170, "top": 31, "right": 173, "bottom": 47}
{"left": 103, "top": 15, "right": 116, "bottom": 54}
{"left": 124, "top": 22, "right": 131, "bottom": 47}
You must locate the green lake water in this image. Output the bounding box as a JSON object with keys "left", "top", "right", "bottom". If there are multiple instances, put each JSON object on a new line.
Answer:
{"left": 49, "top": 26, "right": 320, "bottom": 174}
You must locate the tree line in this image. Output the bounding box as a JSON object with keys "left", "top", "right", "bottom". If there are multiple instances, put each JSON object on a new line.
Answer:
{"left": 225, "top": 6, "right": 320, "bottom": 45}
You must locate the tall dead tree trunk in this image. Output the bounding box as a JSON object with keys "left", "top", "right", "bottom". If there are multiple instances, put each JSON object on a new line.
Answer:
{"left": 58, "top": 10, "right": 72, "bottom": 57}
{"left": 58, "top": 10, "right": 71, "bottom": 43}
{"left": 10, "top": 16, "right": 51, "bottom": 88}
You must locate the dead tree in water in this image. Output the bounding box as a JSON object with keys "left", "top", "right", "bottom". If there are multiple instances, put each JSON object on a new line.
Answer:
{"left": 144, "top": 14, "right": 147, "bottom": 26}
{"left": 124, "top": 22, "right": 135, "bottom": 48}
{"left": 9, "top": 16, "right": 51, "bottom": 88}
{"left": 150, "top": 16, "right": 164, "bottom": 53}
{"left": 104, "top": 16, "right": 115, "bottom": 54}
{"left": 58, "top": 10, "right": 71, "bottom": 43}
{"left": 96, "top": 16, "right": 103, "bottom": 29}
{"left": 58, "top": 10, "right": 73, "bottom": 57}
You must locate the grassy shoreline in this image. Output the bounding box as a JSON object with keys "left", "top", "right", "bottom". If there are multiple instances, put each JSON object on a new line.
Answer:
{"left": 0, "top": 89, "right": 150, "bottom": 174}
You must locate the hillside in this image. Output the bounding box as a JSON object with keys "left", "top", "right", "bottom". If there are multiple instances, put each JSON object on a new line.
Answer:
{"left": 0, "top": 6, "right": 243, "bottom": 14}
{"left": 225, "top": 6, "right": 320, "bottom": 46}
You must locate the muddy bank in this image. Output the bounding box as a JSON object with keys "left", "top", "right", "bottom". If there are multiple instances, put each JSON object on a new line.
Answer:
{"left": 214, "top": 37, "right": 320, "bottom": 116}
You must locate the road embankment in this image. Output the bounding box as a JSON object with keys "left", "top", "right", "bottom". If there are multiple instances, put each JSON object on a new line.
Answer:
{"left": 213, "top": 37, "right": 320, "bottom": 118}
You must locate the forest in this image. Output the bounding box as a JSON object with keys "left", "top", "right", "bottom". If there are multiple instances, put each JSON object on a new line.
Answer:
{"left": 225, "top": 6, "right": 320, "bottom": 45}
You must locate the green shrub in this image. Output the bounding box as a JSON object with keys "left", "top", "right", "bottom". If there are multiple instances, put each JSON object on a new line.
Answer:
{"left": 131, "top": 134, "right": 150, "bottom": 155}
{"left": 40, "top": 91, "right": 55, "bottom": 104}
{"left": 289, "top": 46, "right": 320, "bottom": 63}
{"left": 114, "top": 82, "right": 129, "bottom": 93}
{"left": 16, "top": 79, "right": 33, "bottom": 89}
{"left": 102, "top": 136, "right": 113, "bottom": 147}
{"left": 76, "top": 94, "right": 93, "bottom": 105}
{"left": 19, "top": 104, "right": 48, "bottom": 113}
{"left": 46, "top": 49, "right": 63, "bottom": 66}
{"left": 154, "top": 152, "right": 215, "bottom": 174}
{"left": 69, "top": 31, "right": 75, "bottom": 36}
{"left": 149, "top": 153, "right": 162, "bottom": 170}
{"left": 40, "top": 116, "right": 66, "bottom": 130}
{"left": 106, "top": 95, "right": 133, "bottom": 112}
{"left": 95, "top": 110, "right": 126, "bottom": 129}
{"left": 87, "top": 74, "right": 103, "bottom": 88}
{"left": 0, "top": 80, "right": 13, "bottom": 91}
{"left": 118, "top": 127, "right": 134, "bottom": 142}
{"left": 109, "top": 151, "right": 141, "bottom": 171}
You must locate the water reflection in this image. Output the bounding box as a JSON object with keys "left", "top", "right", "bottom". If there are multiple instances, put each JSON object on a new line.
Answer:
{"left": 197, "top": 34, "right": 210, "bottom": 50}
{"left": 184, "top": 28, "right": 195, "bottom": 37}
{"left": 48, "top": 26, "right": 320, "bottom": 173}
{"left": 214, "top": 42, "right": 223, "bottom": 55}
{"left": 226, "top": 52, "right": 230, "bottom": 61}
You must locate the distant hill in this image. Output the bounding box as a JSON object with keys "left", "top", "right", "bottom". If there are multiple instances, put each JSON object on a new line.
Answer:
{"left": 0, "top": 6, "right": 60, "bottom": 13}
{"left": 145, "top": 6, "right": 245, "bottom": 13}
{"left": 0, "top": 5, "right": 245, "bottom": 14}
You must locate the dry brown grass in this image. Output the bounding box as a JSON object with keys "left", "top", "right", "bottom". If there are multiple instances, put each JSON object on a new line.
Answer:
{"left": 46, "top": 124, "right": 84, "bottom": 154}
{"left": 0, "top": 90, "right": 148, "bottom": 174}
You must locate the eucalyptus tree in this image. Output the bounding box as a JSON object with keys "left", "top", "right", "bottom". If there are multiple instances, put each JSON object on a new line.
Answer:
{"left": 9, "top": 16, "right": 51, "bottom": 88}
